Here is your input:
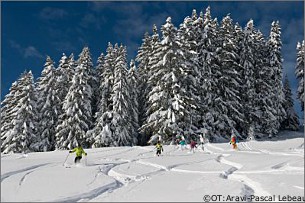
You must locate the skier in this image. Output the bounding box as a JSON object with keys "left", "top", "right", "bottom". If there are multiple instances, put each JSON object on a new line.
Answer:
{"left": 200, "top": 128, "right": 208, "bottom": 150}
{"left": 155, "top": 141, "right": 163, "bottom": 156}
{"left": 175, "top": 137, "right": 181, "bottom": 149}
{"left": 199, "top": 135, "right": 205, "bottom": 151}
{"left": 190, "top": 140, "right": 197, "bottom": 153}
{"left": 230, "top": 131, "right": 238, "bottom": 150}
{"left": 179, "top": 139, "right": 187, "bottom": 150}
{"left": 69, "top": 144, "right": 87, "bottom": 164}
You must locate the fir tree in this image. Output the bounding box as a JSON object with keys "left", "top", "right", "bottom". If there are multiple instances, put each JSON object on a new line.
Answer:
{"left": 239, "top": 19, "right": 257, "bottom": 138}
{"left": 55, "top": 48, "right": 93, "bottom": 149}
{"left": 217, "top": 15, "right": 243, "bottom": 136}
{"left": 281, "top": 75, "right": 299, "bottom": 130}
{"left": 144, "top": 17, "right": 184, "bottom": 143}
{"left": 55, "top": 53, "right": 75, "bottom": 133}
{"left": 267, "top": 21, "right": 286, "bottom": 136}
{"left": 111, "top": 45, "right": 134, "bottom": 146}
{"left": 1, "top": 80, "right": 21, "bottom": 152}
{"left": 198, "top": 7, "right": 222, "bottom": 139}
{"left": 1, "top": 71, "right": 39, "bottom": 153}
{"left": 136, "top": 32, "right": 153, "bottom": 145}
{"left": 140, "top": 24, "right": 162, "bottom": 143}
{"left": 296, "top": 40, "right": 304, "bottom": 111}
{"left": 89, "top": 43, "right": 116, "bottom": 148}
{"left": 176, "top": 15, "right": 201, "bottom": 140}
{"left": 128, "top": 59, "right": 140, "bottom": 145}
{"left": 252, "top": 30, "right": 277, "bottom": 136}
{"left": 56, "top": 53, "right": 74, "bottom": 101}
{"left": 36, "top": 56, "right": 61, "bottom": 151}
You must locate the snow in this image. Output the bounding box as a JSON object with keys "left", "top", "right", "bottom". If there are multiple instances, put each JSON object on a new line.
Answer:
{"left": 1, "top": 131, "right": 304, "bottom": 202}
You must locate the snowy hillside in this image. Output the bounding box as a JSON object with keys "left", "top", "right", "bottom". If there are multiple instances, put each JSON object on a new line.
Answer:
{"left": 1, "top": 131, "right": 304, "bottom": 202}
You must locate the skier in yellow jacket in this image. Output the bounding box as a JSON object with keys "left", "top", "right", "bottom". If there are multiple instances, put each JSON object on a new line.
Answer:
{"left": 69, "top": 145, "right": 87, "bottom": 164}
{"left": 155, "top": 141, "right": 164, "bottom": 156}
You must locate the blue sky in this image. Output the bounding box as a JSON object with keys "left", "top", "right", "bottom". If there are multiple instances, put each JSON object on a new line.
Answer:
{"left": 1, "top": 1, "right": 304, "bottom": 118}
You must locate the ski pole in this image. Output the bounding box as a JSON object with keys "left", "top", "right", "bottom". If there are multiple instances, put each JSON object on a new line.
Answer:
{"left": 85, "top": 156, "right": 88, "bottom": 166}
{"left": 63, "top": 153, "right": 70, "bottom": 166}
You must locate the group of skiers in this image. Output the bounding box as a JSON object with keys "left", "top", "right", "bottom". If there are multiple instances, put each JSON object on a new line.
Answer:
{"left": 155, "top": 129, "right": 239, "bottom": 156}
{"left": 174, "top": 134, "right": 207, "bottom": 154}
{"left": 67, "top": 129, "right": 239, "bottom": 164}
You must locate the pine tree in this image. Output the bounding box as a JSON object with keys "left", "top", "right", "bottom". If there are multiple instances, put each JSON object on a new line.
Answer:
{"left": 55, "top": 53, "right": 75, "bottom": 133}
{"left": 252, "top": 30, "right": 277, "bottom": 136}
{"left": 140, "top": 24, "right": 162, "bottom": 143}
{"left": 128, "top": 59, "right": 140, "bottom": 145}
{"left": 1, "top": 81, "right": 21, "bottom": 152}
{"left": 281, "top": 75, "right": 299, "bottom": 130}
{"left": 36, "top": 56, "right": 61, "bottom": 151}
{"left": 296, "top": 40, "right": 304, "bottom": 111}
{"left": 101, "top": 43, "right": 116, "bottom": 116}
{"left": 136, "top": 32, "right": 153, "bottom": 145}
{"left": 144, "top": 17, "right": 184, "bottom": 143}
{"left": 55, "top": 48, "right": 93, "bottom": 149}
{"left": 176, "top": 15, "right": 201, "bottom": 140}
{"left": 267, "top": 21, "right": 286, "bottom": 136}
{"left": 239, "top": 19, "right": 257, "bottom": 138}
{"left": 198, "top": 7, "right": 222, "bottom": 140}
{"left": 111, "top": 45, "right": 134, "bottom": 146}
{"left": 77, "top": 47, "right": 96, "bottom": 123}
{"left": 89, "top": 43, "right": 116, "bottom": 148}
{"left": 217, "top": 15, "right": 243, "bottom": 136}
{"left": 1, "top": 71, "right": 39, "bottom": 153}
{"left": 56, "top": 53, "right": 74, "bottom": 101}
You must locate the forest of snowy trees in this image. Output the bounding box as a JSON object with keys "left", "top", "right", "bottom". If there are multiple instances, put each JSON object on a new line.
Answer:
{"left": 1, "top": 7, "right": 303, "bottom": 153}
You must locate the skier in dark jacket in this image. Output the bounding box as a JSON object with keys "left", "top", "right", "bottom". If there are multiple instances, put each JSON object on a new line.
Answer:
{"left": 190, "top": 140, "right": 197, "bottom": 153}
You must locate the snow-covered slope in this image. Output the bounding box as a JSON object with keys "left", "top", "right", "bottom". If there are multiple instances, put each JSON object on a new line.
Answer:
{"left": 1, "top": 131, "right": 304, "bottom": 202}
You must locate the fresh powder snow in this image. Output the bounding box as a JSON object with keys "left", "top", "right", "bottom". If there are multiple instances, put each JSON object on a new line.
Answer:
{"left": 1, "top": 130, "right": 303, "bottom": 202}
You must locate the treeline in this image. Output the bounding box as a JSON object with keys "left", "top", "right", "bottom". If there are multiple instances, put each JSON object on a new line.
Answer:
{"left": 1, "top": 7, "right": 303, "bottom": 153}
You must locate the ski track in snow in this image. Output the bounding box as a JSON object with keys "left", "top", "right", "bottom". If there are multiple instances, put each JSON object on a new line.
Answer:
{"left": 54, "top": 181, "right": 122, "bottom": 202}
{"left": 210, "top": 146, "right": 272, "bottom": 198}
{"left": 258, "top": 149, "right": 303, "bottom": 157}
{"left": 2, "top": 139, "right": 303, "bottom": 202}
{"left": 205, "top": 143, "right": 225, "bottom": 151}
{"left": 18, "top": 171, "right": 34, "bottom": 186}
{"left": 244, "top": 141, "right": 304, "bottom": 157}
{"left": 293, "top": 186, "right": 304, "bottom": 190}
{"left": 131, "top": 143, "right": 302, "bottom": 200}
{"left": 1, "top": 163, "right": 49, "bottom": 183}
{"left": 59, "top": 160, "right": 131, "bottom": 202}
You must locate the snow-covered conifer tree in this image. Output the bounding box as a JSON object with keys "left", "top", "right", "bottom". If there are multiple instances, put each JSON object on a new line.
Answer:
{"left": 252, "top": 30, "right": 277, "bottom": 136}
{"left": 239, "top": 19, "right": 258, "bottom": 138}
{"left": 267, "top": 21, "right": 286, "bottom": 136}
{"left": 88, "top": 43, "right": 116, "bottom": 148}
{"left": 55, "top": 48, "right": 93, "bottom": 149}
{"left": 295, "top": 40, "right": 304, "bottom": 111}
{"left": 176, "top": 15, "right": 201, "bottom": 139}
{"left": 217, "top": 15, "right": 243, "bottom": 136}
{"left": 36, "top": 56, "right": 61, "bottom": 151}
{"left": 136, "top": 32, "right": 153, "bottom": 145}
{"left": 128, "top": 59, "right": 140, "bottom": 145}
{"left": 1, "top": 81, "right": 21, "bottom": 152}
{"left": 197, "top": 7, "right": 222, "bottom": 139}
{"left": 281, "top": 75, "right": 299, "bottom": 130}
{"left": 110, "top": 45, "right": 134, "bottom": 146}
{"left": 56, "top": 53, "right": 74, "bottom": 101}
{"left": 55, "top": 53, "right": 75, "bottom": 131}
{"left": 140, "top": 25, "right": 162, "bottom": 144}
{"left": 144, "top": 17, "right": 185, "bottom": 143}
{"left": 1, "top": 71, "right": 39, "bottom": 153}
